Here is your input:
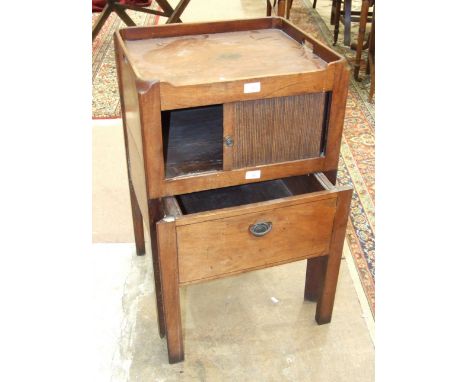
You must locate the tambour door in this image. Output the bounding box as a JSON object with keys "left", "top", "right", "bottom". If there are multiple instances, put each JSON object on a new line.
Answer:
{"left": 223, "top": 92, "right": 329, "bottom": 171}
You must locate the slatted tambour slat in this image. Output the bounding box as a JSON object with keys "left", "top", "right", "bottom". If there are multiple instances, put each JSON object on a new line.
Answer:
{"left": 228, "top": 93, "right": 327, "bottom": 169}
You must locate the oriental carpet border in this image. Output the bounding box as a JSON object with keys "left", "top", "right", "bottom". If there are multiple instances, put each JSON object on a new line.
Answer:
{"left": 292, "top": 0, "right": 375, "bottom": 316}
{"left": 92, "top": 3, "right": 160, "bottom": 118}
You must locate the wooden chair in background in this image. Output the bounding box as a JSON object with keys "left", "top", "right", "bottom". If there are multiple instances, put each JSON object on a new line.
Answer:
{"left": 353, "top": 0, "right": 374, "bottom": 100}
{"left": 266, "top": 0, "right": 290, "bottom": 18}
{"left": 265, "top": 0, "right": 318, "bottom": 20}
{"left": 265, "top": 0, "right": 374, "bottom": 100}
{"left": 332, "top": 0, "right": 373, "bottom": 46}
{"left": 92, "top": 0, "right": 191, "bottom": 41}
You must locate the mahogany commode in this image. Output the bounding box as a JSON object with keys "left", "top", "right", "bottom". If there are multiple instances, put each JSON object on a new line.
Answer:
{"left": 114, "top": 16, "right": 352, "bottom": 363}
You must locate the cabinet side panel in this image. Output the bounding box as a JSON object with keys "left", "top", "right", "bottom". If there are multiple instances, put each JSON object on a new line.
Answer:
{"left": 120, "top": 60, "right": 144, "bottom": 162}
{"left": 116, "top": 43, "right": 149, "bottom": 227}
{"left": 127, "top": 133, "right": 149, "bottom": 226}
{"left": 232, "top": 93, "right": 326, "bottom": 169}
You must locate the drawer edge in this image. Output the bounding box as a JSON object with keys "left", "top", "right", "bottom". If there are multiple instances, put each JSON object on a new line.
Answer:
{"left": 174, "top": 189, "right": 341, "bottom": 226}
{"left": 179, "top": 252, "right": 328, "bottom": 286}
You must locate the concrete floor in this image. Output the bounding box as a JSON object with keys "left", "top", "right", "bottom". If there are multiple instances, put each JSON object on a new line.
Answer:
{"left": 93, "top": 243, "right": 374, "bottom": 381}
{"left": 92, "top": 1, "right": 374, "bottom": 380}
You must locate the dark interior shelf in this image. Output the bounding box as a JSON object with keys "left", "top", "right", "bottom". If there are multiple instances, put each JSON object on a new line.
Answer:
{"left": 162, "top": 104, "right": 223, "bottom": 178}
{"left": 176, "top": 175, "right": 326, "bottom": 214}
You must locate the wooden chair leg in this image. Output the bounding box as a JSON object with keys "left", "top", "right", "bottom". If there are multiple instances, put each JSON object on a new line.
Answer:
{"left": 266, "top": 0, "right": 272, "bottom": 16}
{"left": 286, "top": 0, "right": 293, "bottom": 19}
{"left": 277, "top": 0, "right": 287, "bottom": 18}
{"left": 154, "top": 0, "right": 182, "bottom": 22}
{"left": 92, "top": 4, "right": 113, "bottom": 41}
{"left": 333, "top": 0, "right": 341, "bottom": 45}
{"left": 313, "top": 0, "right": 318, "bottom": 9}
{"left": 129, "top": 185, "right": 145, "bottom": 256}
{"left": 304, "top": 256, "right": 327, "bottom": 301}
{"left": 331, "top": 0, "right": 337, "bottom": 25}
{"left": 166, "top": 0, "right": 191, "bottom": 24}
{"left": 368, "top": 8, "right": 375, "bottom": 101}
{"left": 114, "top": 6, "right": 137, "bottom": 27}
{"left": 368, "top": 59, "right": 375, "bottom": 102}
{"left": 343, "top": 0, "right": 352, "bottom": 46}
{"left": 315, "top": 189, "right": 352, "bottom": 324}
{"left": 157, "top": 218, "right": 184, "bottom": 363}
{"left": 353, "top": 0, "right": 370, "bottom": 80}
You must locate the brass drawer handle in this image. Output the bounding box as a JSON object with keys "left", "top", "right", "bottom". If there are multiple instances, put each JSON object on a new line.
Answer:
{"left": 249, "top": 221, "right": 272, "bottom": 237}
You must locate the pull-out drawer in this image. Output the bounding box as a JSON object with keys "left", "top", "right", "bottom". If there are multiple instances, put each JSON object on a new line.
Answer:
{"left": 161, "top": 173, "right": 352, "bottom": 285}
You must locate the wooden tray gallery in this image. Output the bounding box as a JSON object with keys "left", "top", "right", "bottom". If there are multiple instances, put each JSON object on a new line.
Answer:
{"left": 114, "top": 17, "right": 349, "bottom": 202}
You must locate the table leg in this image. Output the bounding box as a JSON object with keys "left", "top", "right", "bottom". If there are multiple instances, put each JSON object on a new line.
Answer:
{"left": 129, "top": 185, "right": 145, "bottom": 256}
{"left": 315, "top": 189, "right": 352, "bottom": 324}
{"left": 304, "top": 256, "right": 327, "bottom": 301}
{"left": 157, "top": 218, "right": 184, "bottom": 363}
{"left": 304, "top": 169, "right": 338, "bottom": 302}
{"left": 149, "top": 202, "right": 167, "bottom": 338}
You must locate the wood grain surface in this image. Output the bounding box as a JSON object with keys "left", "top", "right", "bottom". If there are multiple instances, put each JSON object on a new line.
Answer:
{"left": 167, "top": 176, "right": 341, "bottom": 285}
{"left": 163, "top": 105, "right": 223, "bottom": 178}
{"left": 127, "top": 124, "right": 149, "bottom": 227}
{"left": 315, "top": 187, "right": 353, "bottom": 324}
{"left": 115, "top": 38, "right": 150, "bottom": 226}
{"left": 114, "top": 16, "right": 352, "bottom": 364}
{"left": 176, "top": 196, "right": 336, "bottom": 284}
{"left": 156, "top": 218, "right": 184, "bottom": 363}
{"left": 114, "top": 36, "right": 147, "bottom": 255}
{"left": 114, "top": 18, "right": 348, "bottom": 199}
{"left": 228, "top": 93, "right": 326, "bottom": 168}
{"left": 124, "top": 29, "right": 327, "bottom": 86}
{"left": 116, "top": 17, "right": 345, "bottom": 111}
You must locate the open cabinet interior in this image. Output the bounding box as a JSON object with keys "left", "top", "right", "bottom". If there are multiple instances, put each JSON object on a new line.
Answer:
{"left": 162, "top": 104, "right": 223, "bottom": 178}
{"left": 161, "top": 92, "right": 330, "bottom": 180}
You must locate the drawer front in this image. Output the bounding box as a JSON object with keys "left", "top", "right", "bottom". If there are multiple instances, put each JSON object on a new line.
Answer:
{"left": 176, "top": 196, "right": 337, "bottom": 284}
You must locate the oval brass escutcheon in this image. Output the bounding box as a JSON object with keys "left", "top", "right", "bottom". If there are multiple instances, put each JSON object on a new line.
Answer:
{"left": 249, "top": 221, "right": 272, "bottom": 237}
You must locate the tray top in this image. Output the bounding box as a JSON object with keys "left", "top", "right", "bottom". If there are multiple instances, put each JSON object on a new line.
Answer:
{"left": 124, "top": 29, "right": 328, "bottom": 86}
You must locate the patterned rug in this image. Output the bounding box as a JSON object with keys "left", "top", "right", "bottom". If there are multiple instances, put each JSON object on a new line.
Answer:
{"left": 92, "top": 1, "right": 375, "bottom": 316}
{"left": 291, "top": 0, "right": 375, "bottom": 316}
{"left": 92, "top": 4, "right": 160, "bottom": 118}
